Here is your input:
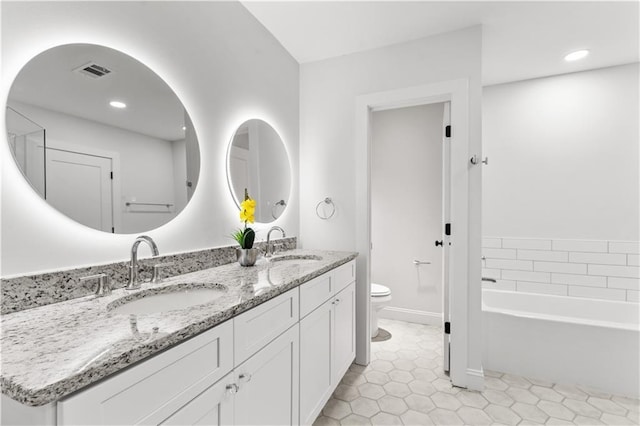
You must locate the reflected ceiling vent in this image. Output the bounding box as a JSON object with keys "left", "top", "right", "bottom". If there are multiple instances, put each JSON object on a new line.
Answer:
{"left": 74, "top": 62, "right": 112, "bottom": 79}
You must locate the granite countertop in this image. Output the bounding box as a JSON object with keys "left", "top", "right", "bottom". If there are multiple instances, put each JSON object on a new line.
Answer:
{"left": 0, "top": 249, "right": 357, "bottom": 407}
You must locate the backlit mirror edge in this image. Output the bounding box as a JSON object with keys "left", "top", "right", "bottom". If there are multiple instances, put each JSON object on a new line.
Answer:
{"left": 225, "top": 117, "right": 293, "bottom": 225}
{"left": 4, "top": 42, "right": 202, "bottom": 235}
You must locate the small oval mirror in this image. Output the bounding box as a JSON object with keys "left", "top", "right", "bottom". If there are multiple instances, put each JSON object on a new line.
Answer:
{"left": 5, "top": 43, "right": 200, "bottom": 234}
{"left": 227, "top": 119, "right": 291, "bottom": 223}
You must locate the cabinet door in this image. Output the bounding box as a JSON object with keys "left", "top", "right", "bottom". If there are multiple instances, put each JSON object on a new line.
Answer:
{"left": 234, "top": 288, "right": 299, "bottom": 366}
{"left": 234, "top": 324, "right": 299, "bottom": 426}
{"left": 332, "top": 282, "right": 356, "bottom": 385}
{"left": 57, "top": 321, "right": 233, "bottom": 425}
{"left": 299, "top": 299, "right": 333, "bottom": 425}
{"left": 159, "top": 372, "right": 234, "bottom": 426}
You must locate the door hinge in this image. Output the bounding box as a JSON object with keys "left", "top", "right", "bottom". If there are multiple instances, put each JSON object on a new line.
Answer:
{"left": 445, "top": 125, "right": 451, "bottom": 138}
{"left": 111, "top": 227, "right": 115, "bottom": 233}
{"left": 110, "top": 172, "right": 113, "bottom": 179}
{"left": 445, "top": 223, "right": 451, "bottom": 236}
{"left": 444, "top": 322, "right": 451, "bottom": 334}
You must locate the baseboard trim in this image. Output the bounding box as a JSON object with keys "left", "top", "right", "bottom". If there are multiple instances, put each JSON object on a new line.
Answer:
{"left": 379, "top": 306, "right": 442, "bottom": 326}
{"left": 466, "top": 367, "right": 485, "bottom": 391}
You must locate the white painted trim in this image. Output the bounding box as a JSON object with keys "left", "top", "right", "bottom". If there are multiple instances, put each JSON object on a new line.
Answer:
{"left": 355, "top": 79, "right": 472, "bottom": 388}
{"left": 379, "top": 307, "right": 442, "bottom": 327}
{"left": 466, "top": 367, "right": 485, "bottom": 391}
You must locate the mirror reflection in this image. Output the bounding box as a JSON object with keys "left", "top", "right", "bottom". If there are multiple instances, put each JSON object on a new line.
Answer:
{"left": 5, "top": 43, "right": 200, "bottom": 234}
{"left": 227, "top": 119, "right": 291, "bottom": 223}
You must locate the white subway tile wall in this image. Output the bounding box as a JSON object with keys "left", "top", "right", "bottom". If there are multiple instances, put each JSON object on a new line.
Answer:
{"left": 482, "top": 238, "right": 640, "bottom": 303}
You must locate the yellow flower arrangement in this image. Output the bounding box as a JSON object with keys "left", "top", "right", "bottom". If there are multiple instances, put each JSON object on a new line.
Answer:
{"left": 233, "top": 189, "right": 256, "bottom": 249}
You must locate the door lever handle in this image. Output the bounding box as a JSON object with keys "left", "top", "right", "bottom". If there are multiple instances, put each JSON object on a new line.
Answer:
{"left": 413, "top": 260, "right": 431, "bottom": 265}
{"left": 435, "top": 240, "right": 443, "bottom": 247}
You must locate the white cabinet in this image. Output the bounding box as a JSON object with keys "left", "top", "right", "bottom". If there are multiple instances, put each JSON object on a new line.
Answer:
{"left": 299, "top": 299, "right": 333, "bottom": 425}
{"left": 234, "top": 288, "right": 299, "bottom": 365}
{"left": 19, "top": 261, "right": 355, "bottom": 426}
{"left": 57, "top": 320, "right": 234, "bottom": 425}
{"left": 299, "top": 260, "right": 356, "bottom": 425}
{"left": 159, "top": 372, "right": 234, "bottom": 426}
{"left": 332, "top": 283, "right": 356, "bottom": 385}
{"left": 234, "top": 324, "right": 299, "bottom": 426}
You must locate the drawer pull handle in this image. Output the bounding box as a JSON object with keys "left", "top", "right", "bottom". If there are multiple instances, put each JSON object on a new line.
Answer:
{"left": 239, "top": 373, "right": 252, "bottom": 383}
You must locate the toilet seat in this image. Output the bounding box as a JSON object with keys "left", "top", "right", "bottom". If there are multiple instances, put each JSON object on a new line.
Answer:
{"left": 371, "top": 283, "right": 391, "bottom": 297}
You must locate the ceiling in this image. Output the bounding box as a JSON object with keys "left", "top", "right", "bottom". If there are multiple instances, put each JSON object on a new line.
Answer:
{"left": 8, "top": 44, "right": 186, "bottom": 141}
{"left": 241, "top": 1, "right": 640, "bottom": 86}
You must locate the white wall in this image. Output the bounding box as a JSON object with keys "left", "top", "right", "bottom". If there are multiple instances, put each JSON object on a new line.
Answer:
{"left": 483, "top": 63, "right": 639, "bottom": 241}
{"left": 300, "top": 26, "right": 483, "bottom": 386}
{"left": 1, "top": 1, "right": 299, "bottom": 276}
{"left": 482, "top": 64, "right": 639, "bottom": 303}
{"left": 371, "top": 104, "right": 444, "bottom": 323}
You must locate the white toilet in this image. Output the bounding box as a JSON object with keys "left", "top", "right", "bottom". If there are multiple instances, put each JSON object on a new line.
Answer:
{"left": 371, "top": 283, "right": 392, "bottom": 338}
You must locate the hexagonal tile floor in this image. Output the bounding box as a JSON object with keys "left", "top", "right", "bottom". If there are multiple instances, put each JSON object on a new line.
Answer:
{"left": 314, "top": 319, "right": 639, "bottom": 426}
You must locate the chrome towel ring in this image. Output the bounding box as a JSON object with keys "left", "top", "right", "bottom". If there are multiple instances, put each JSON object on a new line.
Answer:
{"left": 316, "top": 197, "right": 336, "bottom": 220}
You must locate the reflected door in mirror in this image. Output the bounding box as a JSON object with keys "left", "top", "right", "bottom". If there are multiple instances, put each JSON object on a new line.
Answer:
{"left": 46, "top": 148, "right": 113, "bottom": 232}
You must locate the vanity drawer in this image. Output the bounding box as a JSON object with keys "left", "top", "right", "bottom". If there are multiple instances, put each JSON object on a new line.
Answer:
{"left": 300, "top": 273, "right": 333, "bottom": 318}
{"left": 333, "top": 260, "right": 356, "bottom": 295}
{"left": 234, "top": 287, "right": 299, "bottom": 366}
{"left": 57, "top": 320, "right": 233, "bottom": 426}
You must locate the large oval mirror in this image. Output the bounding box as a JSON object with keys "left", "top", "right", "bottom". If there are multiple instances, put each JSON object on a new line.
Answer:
{"left": 5, "top": 43, "right": 200, "bottom": 234}
{"left": 227, "top": 119, "right": 291, "bottom": 223}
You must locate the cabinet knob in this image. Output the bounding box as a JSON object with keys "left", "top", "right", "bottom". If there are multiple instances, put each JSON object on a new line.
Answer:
{"left": 239, "top": 373, "right": 252, "bottom": 383}
{"left": 226, "top": 383, "right": 239, "bottom": 394}
{"left": 333, "top": 298, "right": 341, "bottom": 305}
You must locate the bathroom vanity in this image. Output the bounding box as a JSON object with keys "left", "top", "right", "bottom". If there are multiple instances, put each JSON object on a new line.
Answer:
{"left": 0, "top": 250, "right": 357, "bottom": 426}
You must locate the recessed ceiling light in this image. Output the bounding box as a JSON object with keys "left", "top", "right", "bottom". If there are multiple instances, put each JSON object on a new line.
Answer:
{"left": 564, "top": 50, "right": 589, "bottom": 62}
{"left": 109, "top": 100, "right": 126, "bottom": 109}
{"left": 182, "top": 126, "right": 186, "bottom": 131}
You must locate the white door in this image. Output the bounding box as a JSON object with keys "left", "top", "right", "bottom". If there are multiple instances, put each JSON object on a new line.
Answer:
{"left": 442, "top": 102, "right": 452, "bottom": 372}
{"left": 332, "top": 282, "right": 356, "bottom": 385}
{"left": 299, "top": 299, "right": 333, "bottom": 425}
{"left": 234, "top": 325, "right": 299, "bottom": 426}
{"left": 159, "top": 373, "right": 234, "bottom": 426}
{"left": 46, "top": 148, "right": 113, "bottom": 232}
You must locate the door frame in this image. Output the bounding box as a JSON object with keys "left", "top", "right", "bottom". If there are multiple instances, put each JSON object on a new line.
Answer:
{"left": 355, "top": 78, "right": 481, "bottom": 390}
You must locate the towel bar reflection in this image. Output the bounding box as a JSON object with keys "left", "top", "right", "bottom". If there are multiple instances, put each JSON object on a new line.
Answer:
{"left": 125, "top": 202, "right": 174, "bottom": 208}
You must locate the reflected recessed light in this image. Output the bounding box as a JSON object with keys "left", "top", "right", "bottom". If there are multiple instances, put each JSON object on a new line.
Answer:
{"left": 564, "top": 50, "right": 589, "bottom": 62}
{"left": 182, "top": 126, "right": 186, "bottom": 131}
{"left": 109, "top": 100, "right": 126, "bottom": 109}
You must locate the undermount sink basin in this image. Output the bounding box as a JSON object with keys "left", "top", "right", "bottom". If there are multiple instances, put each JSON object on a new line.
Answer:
{"left": 108, "top": 283, "right": 227, "bottom": 315}
{"left": 269, "top": 254, "right": 323, "bottom": 264}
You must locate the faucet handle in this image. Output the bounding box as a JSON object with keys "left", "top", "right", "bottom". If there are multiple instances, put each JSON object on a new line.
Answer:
{"left": 80, "top": 273, "right": 112, "bottom": 297}
{"left": 151, "top": 262, "right": 175, "bottom": 283}
{"left": 271, "top": 243, "right": 285, "bottom": 256}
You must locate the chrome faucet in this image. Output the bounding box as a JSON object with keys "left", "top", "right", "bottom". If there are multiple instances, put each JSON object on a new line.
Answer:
{"left": 265, "top": 226, "right": 286, "bottom": 257}
{"left": 126, "top": 235, "right": 159, "bottom": 290}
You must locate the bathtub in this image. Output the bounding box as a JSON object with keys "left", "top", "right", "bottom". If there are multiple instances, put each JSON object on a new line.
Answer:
{"left": 482, "top": 289, "right": 640, "bottom": 397}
